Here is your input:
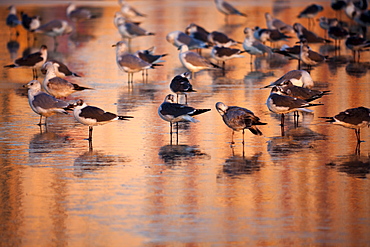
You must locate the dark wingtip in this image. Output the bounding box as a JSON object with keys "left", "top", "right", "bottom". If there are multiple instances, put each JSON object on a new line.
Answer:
{"left": 118, "top": 115, "right": 134, "bottom": 120}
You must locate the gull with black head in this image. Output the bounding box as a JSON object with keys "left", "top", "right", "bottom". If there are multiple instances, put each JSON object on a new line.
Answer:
{"left": 170, "top": 72, "right": 196, "bottom": 104}
{"left": 321, "top": 107, "right": 370, "bottom": 143}
{"left": 158, "top": 94, "right": 211, "bottom": 134}
{"left": 4, "top": 45, "right": 47, "bottom": 79}
{"left": 73, "top": 99, "right": 133, "bottom": 141}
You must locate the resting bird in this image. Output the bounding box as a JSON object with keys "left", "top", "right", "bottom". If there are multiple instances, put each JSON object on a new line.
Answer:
{"left": 266, "top": 86, "right": 323, "bottom": 127}
{"left": 158, "top": 94, "right": 211, "bottom": 134}
{"left": 277, "top": 80, "right": 330, "bottom": 102}
{"left": 42, "top": 61, "right": 92, "bottom": 98}
{"left": 73, "top": 99, "right": 133, "bottom": 141}
{"left": 169, "top": 72, "right": 196, "bottom": 104}
{"left": 41, "top": 60, "right": 81, "bottom": 78}
{"left": 23, "top": 80, "right": 72, "bottom": 126}
{"left": 321, "top": 106, "right": 370, "bottom": 143}
{"left": 216, "top": 102, "right": 267, "bottom": 144}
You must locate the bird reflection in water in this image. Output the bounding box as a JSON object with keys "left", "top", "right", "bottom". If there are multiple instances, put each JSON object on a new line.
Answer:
{"left": 74, "top": 150, "right": 126, "bottom": 176}
{"left": 327, "top": 153, "right": 370, "bottom": 179}
{"left": 7, "top": 39, "right": 19, "bottom": 61}
{"left": 29, "top": 127, "right": 71, "bottom": 157}
{"left": 220, "top": 146, "right": 263, "bottom": 178}
{"left": 345, "top": 62, "right": 368, "bottom": 78}
{"left": 158, "top": 144, "right": 209, "bottom": 166}
{"left": 267, "top": 126, "right": 327, "bottom": 157}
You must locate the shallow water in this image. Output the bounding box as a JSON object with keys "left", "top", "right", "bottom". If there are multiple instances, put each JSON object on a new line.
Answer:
{"left": 0, "top": 0, "right": 370, "bottom": 246}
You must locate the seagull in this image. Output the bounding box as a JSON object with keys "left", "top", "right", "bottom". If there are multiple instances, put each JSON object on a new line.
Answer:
{"left": 179, "top": 45, "right": 220, "bottom": 77}
{"left": 134, "top": 47, "right": 167, "bottom": 80}
{"left": 211, "top": 46, "right": 245, "bottom": 70}
{"left": 243, "top": 27, "right": 272, "bottom": 62}
{"left": 272, "top": 44, "right": 301, "bottom": 61}
{"left": 33, "top": 19, "right": 73, "bottom": 49}
{"left": 118, "top": 0, "right": 146, "bottom": 20}
{"left": 185, "top": 23, "right": 210, "bottom": 44}
{"left": 216, "top": 102, "right": 267, "bottom": 144}
{"left": 113, "top": 41, "right": 156, "bottom": 84}
{"left": 266, "top": 86, "right": 323, "bottom": 127}
{"left": 169, "top": 72, "right": 196, "bottom": 104}
{"left": 321, "top": 106, "right": 370, "bottom": 143}
{"left": 4, "top": 44, "right": 47, "bottom": 79}
{"left": 6, "top": 5, "right": 21, "bottom": 36}
{"left": 208, "top": 31, "right": 240, "bottom": 47}
{"left": 277, "top": 80, "right": 330, "bottom": 102}
{"left": 158, "top": 94, "right": 211, "bottom": 134}
{"left": 327, "top": 19, "right": 349, "bottom": 48}
{"left": 21, "top": 12, "right": 41, "bottom": 42}
{"left": 345, "top": 34, "right": 370, "bottom": 62}
{"left": 73, "top": 99, "right": 133, "bottom": 141}
{"left": 262, "top": 70, "right": 314, "bottom": 89}
{"left": 166, "top": 31, "right": 208, "bottom": 50}
{"left": 41, "top": 59, "right": 81, "bottom": 77}
{"left": 265, "top": 12, "right": 294, "bottom": 34}
{"left": 293, "top": 22, "right": 331, "bottom": 43}
{"left": 214, "top": 0, "right": 247, "bottom": 23}
{"left": 23, "top": 80, "right": 71, "bottom": 126}
{"left": 253, "top": 26, "right": 291, "bottom": 45}
{"left": 331, "top": 0, "right": 347, "bottom": 19}
{"left": 116, "top": 17, "right": 154, "bottom": 47}
{"left": 298, "top": 4, "right": 324, "bottom": 28}
{"left": 66, "top": 3, "right": 96, "bottom": 22}
{"left": 42, "top": 61, "right": 92, "bottom": 98}
{"left": 299, "top": 38, "right": 327, "bottom": 68}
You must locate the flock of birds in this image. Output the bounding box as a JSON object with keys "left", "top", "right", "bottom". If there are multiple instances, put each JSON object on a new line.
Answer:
{"left": 3, "top": 0, "right": 370, "bottom": 147}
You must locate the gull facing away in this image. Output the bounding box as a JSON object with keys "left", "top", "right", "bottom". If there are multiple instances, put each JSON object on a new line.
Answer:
{"left": 66, "top": 3, "right": 96, "bottom": 22}
{"left": 41, "top": 59, "right": 81, "bottom": 77}
{"left": 179, "top": 45, "right": 221, "bottom": 78}
{"left": 320, "top": 106, "right": 370, "bottom": 143}
{"left": 23, "top": 80, "right": 72, "bottom": 126}
{"left": 113, "top": 41, "right": 156, "bottom": 84}
{"left": 73, "top": 99, "right": 133, "bottom": 141}
{"left": 4, "top": 45, "right": 47, "bottom": 79}
{"left": 214, "top": 0, "right": 247, "bottom": 23}
{"left": 216, "top": 102, "right": 267, "bottom": 144}
{"left": 262, "top": 70, "right": 314, "bottom": 89}
{"left": 42, "top": 61, "right": 92, "bottom": 98}
{"left": 169, "top": 72, "right": 196, "bottom": 104}
{"left": 158, "top": 94, "right": 211, "bottom": 134}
